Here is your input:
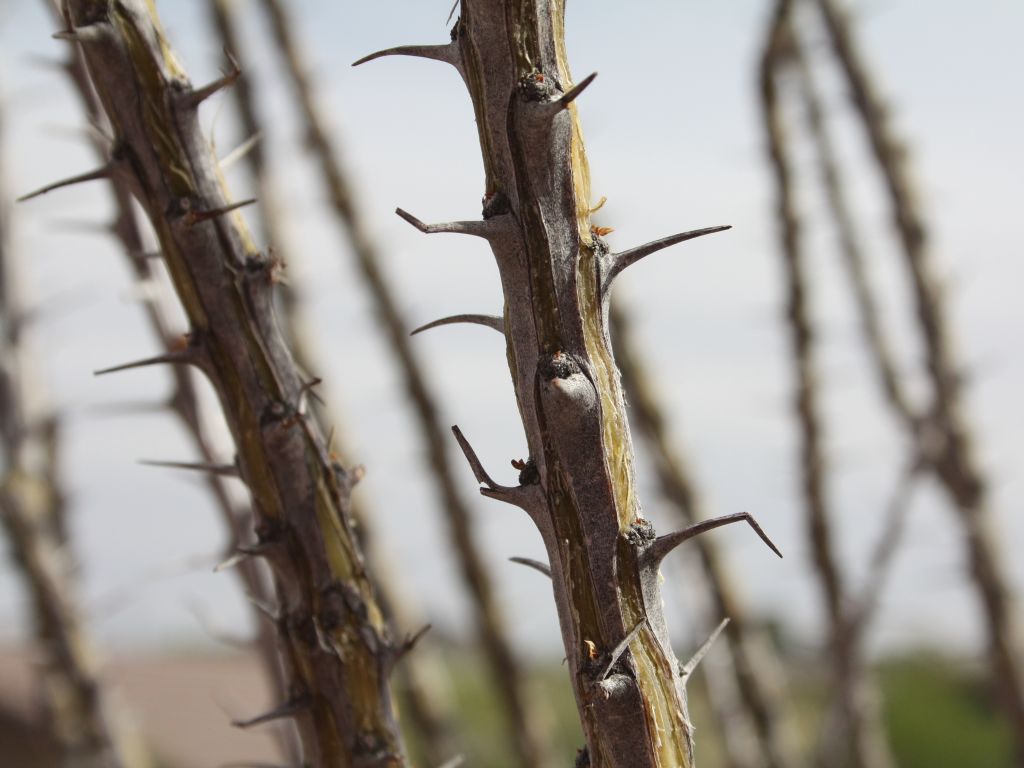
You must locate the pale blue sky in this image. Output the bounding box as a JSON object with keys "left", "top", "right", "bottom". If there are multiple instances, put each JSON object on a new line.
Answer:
{"left": 1, "top": 0, "right": 1022, "bottom": 663}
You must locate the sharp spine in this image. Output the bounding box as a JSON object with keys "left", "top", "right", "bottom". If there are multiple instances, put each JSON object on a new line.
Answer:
{"left": 411, "top": 314, "right": 505, "bottom": 336}
{"left": 17, "top": 163, "right": 115, "bottom": 202}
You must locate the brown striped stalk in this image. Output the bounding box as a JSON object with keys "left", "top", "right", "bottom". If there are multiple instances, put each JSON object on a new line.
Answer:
{"left": 760, "top": 4, "right": 895, "bottom": 767}
{"left": 1, "top": 91, "right": 151, "bottom": 768}
{"left": 358, "top": 3, "right": 782, "bottom": 765}
{"left": 24, "top": 2, "right": 410, "bottom": 764}
{"left": 813, "top": 0, "right": 1024, "bottom": 756}
{"left": 205, "top": 1, "right": 461, "bottom": 763}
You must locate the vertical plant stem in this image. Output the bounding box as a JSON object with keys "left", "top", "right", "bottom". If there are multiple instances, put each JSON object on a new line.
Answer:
{"left": 760, "top": 4, "right": 894, "bottom": 767}
{"left": 45, "top": 2, "right": 409, "bottom": 764}
{"left": 611, "top": 301, "right": 799, "bottom": 768}
{"left": 814, "top": 0, "right": 1024, "bottom": 755}
{"left": 0, "top": 91, "right": 151, "bottom": 768}
{"left": 361, "top": 3, "right": 782, "bottom": 765}
{"left": 256, "top": 2, "right": 547, "bottom": 766}
{"left": 42, "top": 3, "right": 300, "bottom": 757}
{"left": 206, "top": 2, "right": 460, "bottom": 762}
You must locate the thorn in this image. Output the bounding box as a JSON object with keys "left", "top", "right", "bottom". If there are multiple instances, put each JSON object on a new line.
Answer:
{"left": 245, "top": 593, "right": 280, "bottom": 623}
{"left": 219, "top": 132, "right": 262, "bottom": 171}
{"left": 353, "top": 42, "right": 459, "bottom": 68}
{"left": 557, "top": 72, "right": 598, "bottom": 109}
{"left": 17, "top": 162, "right": 114, "bottom": 202}
{"left": 644, "top": 512, "right": 783, "bottom": 570}
{"left": 446, "top": 0, "right": 459, "bottom": 25}
{"left": 392, "top": 624, "right": 432, "bottom": 668}
{"left": 606, "top": 225, "right": 731, "bottom": 285}
{"left": 298, "top": 377, "right": 325, "bottom": 409}
{"left": 509, "top": 556, "right": 552, "bottom": 579}
{"left": 138, "top": 459, "right": 239, "bottom": 477}
{"left": 93, "top": 348, "right": 198, "bottom": 377}
{"left": 680, "top": 618, "right": 730, "bottom": 679}
{"left": 185, "top": 198, "right": 257, "bottom": 226}
{"left": 213, "top": 550, "right": 250, "bottom": 573}
{"left": 599, "top": 620, "right": 646, "bottom": 681}
{"left": 451, "top": 425, "right": 500, "bottom": 489}
{"left": 232, "top": 697, "right": 307, "bottom": 729}
{"left": 52, "top": 23, "right": 109, "bottom": 44}
{"left": 395, "top": 207, "right": 491, "bottom": 239}
{"left": 182, "top": 57, "right": 241, "bottom": 110}
{"left": 411, "top": 314, "right": 505, "bottom": 336}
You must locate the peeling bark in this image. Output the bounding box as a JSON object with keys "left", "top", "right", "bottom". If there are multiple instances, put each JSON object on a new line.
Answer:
{"left": 361, "top": 3, "right": 780, "bottom": 765}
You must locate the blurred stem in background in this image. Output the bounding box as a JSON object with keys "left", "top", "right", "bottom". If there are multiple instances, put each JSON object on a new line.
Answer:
{"left": 761, "top": 2, "right": 896, "bottom": 765}
{"left": 0, "top": 83, "right": 152, "bottom": 768}
{"left": 811, "top": 0, "right": 1024, "bottom": 759}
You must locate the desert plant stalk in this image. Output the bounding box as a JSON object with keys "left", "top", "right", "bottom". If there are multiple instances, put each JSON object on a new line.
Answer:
{"left": 29, "top": 2, "right": 413, "bottom": 764}
{"left": 38, "top": 6, "right": 301, "bottom": 757}
{"left": 812, "top": 0, "right": 1024, "bottom": 755}
{"left": 760, "top": 4, "right": 894, "bottom": 766}
{"left": 1, "top": 93, "right": 150, "bottom": 768}
{"left": 360, "top": 3, "right": 781, "bottom": 765}
{"left": 256, "top": 2, "right": 548, "bottom": 765}
{"left": 206, "top": 2, "right": 461, "bottom": 762}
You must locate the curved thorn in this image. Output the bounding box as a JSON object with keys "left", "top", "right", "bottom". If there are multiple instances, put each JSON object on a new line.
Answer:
{"left": 391, "top": 624, "right": 432, "bottom": 669}
{"left": 558, "top": 71, "right": 598, "bottom": 108}
{"left": 138, "top": 459, "right": 239, "bottom": 477}
{"left": 353, "top": 42, "right": 459, "bottom": 68}
{"left": 245, "top": 593, "right": 279, "bottom": 623}
{"left": 52, "top": 23, "right": 109, "bottom": 44}
{"left": 232, "top": 697, "right": 307, "bottom": 729}
{"left": 680, "top": 618, "right": 730, "bottom": 679}
{"left": 93, "top": 348, "right": 197, "bottom": 377}
{"left": 219, "top": 132, "right": 262, "bottom": 171}
{"left": 645, "top": 511, "right": 783, "bottom": 569}
{"left": 213, "top": 550, "right": 250, "bottom": 573}
{"left": 411, "top": 314, "right": 505, "bottom": 336}
{"left": 509, "top": 556, "right": 552, "bottom": 579}
{"left": 600, "top": 620, "right": 646, "bottom": 681}
{"left": 182, "top": 59, "right": 241, "bottom": 110}
{"left": 17, "top": 163, "right": 114, "bottom": 203}
{"left": 185, "top": 198, "right": 257, "bottom": 226}
{"left": 451, "top": 425, "right": 499, "bottom": 488}
{"left": 395, "top": 207, "right": 490, "bottom": 238}
{"left": 607, "top": 225, "right": 732, "bottom": 283}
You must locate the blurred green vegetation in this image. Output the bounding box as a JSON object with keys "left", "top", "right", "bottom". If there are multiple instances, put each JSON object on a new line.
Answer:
{"left": 401, "top": 647, "right": 1014, "bottom": 767}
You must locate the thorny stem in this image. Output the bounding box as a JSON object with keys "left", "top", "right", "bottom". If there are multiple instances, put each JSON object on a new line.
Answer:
{"left": 364, "top": 2, "right": 780, "bottom": 765}
{"left": 42, "top": 1, "right": 300, "bottom": 758}
{"left": 206, "top": 1, "right": 460, "bottom": 763}
{"left": 0, "top": 90, "right": 150, "bottom": 768}
{"left": 761, "top": 4, "right": 897, "bottom": 767}
{"left": 48, "top": 1, "right": 408, "bottom": 764}
{"left": 813, "top": 0, "right": 1024, "bottom": 754}
{"left": 256, "top": 2, "right": 547, "bottom": 766}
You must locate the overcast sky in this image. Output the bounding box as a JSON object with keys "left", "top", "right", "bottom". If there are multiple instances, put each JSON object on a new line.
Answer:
{"left": 1, "top": 0, "right": 1022, "bottom": 663}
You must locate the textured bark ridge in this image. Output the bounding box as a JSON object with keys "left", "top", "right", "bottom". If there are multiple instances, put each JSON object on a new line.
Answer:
{"left": 45, "top": 2, "right": 407, "bottom": 765}
{"left": 361, "top": 2, "right": 778, "bottom": 765}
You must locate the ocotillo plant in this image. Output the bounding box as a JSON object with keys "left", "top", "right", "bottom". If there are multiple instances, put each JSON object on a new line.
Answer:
{"left": 812, "top": 0, "right": 1024, "bottom": 756}
{"left": 1, "top": 92, "right": 150, "bottom": 768}
{"left": 760, "top": 5, "right": 895, "bottom": 766}
{"left": 359, "top": 2, "right": 781, "bottom": 765}
{"left": 27, "top": 1, "right": 414, "bottom": 764}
